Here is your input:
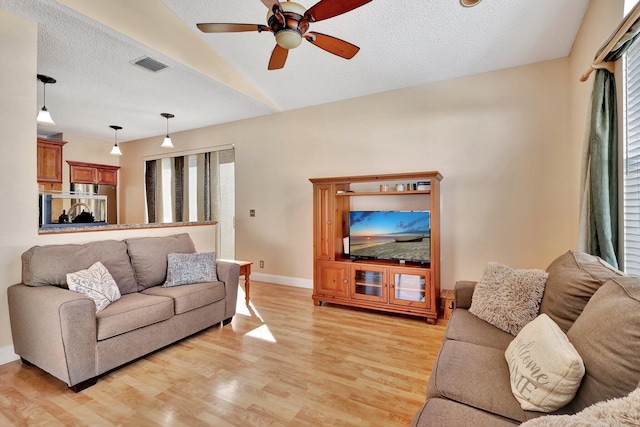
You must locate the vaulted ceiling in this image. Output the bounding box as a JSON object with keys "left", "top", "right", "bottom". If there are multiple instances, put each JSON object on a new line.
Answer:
{"left": 0, "top": 0, "right": 591, "bottom": 142}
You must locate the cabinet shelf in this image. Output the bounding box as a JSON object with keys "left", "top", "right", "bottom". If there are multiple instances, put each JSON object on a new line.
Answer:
{"left": 336, "top": 190, "right": 431, "bottom": 197}
{"left": 310, "top": 171, "right": 442, "bottom": 324}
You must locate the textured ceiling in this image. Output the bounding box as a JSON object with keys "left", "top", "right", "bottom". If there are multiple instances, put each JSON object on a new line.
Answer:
{"left": 0, "top": 0, "right": 591, "bottom": 142}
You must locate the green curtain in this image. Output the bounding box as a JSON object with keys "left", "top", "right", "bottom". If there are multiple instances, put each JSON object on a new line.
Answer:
{"left": 582, "top": 70, "right": 618, "bottom": 267}
{"left": 578, "top": 13, "right": 640, "bottom": 268}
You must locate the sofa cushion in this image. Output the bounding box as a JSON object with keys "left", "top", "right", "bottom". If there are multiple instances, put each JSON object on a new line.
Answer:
{"left": 469, "top": 262, "right": 548, "bottom": 335}
{"left": 505, "top": 314, "right": 585, "bottom": 412}
{"left": 163, "top": 252, "right": 217, "bottom": 287}
{"left": 96, "top": 293, "right": 174, "bottom": 341}
{"left": 67, "top": 262, "right": 122, "bottom": 313}
{"left": 540, "top": 250, "right": 623, "bottom": 333}
{"left": 126, "top": 233, "right": 196, "bottom": 291}
{"left": 427, "top": 340, "right": 536, "bottom": 423}
{"left": 411, "top": 398, "right": 520, "bottom": 427}
{"left": 142, "top": 281, "right": 225, "bottom": 315}
{"left": 564, "top": 277, "right": 640, "bottom": 413}
{"left": 444, "top": 308, "right": 514, "bottom": 350}
{"left": 22, "top": 240, "right": 138, "bottom": 294}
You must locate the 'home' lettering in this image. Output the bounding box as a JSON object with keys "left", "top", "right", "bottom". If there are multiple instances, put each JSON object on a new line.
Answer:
{"left": 508, "top": 337, "right": 551, "bottom": 399}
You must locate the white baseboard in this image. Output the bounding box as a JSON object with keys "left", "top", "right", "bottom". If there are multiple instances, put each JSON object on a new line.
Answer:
{"left": 250, "top": 273, "right": 313, "bottom": 289}
{"left": 0, "top": 344, "right": 19, "bottom": 366}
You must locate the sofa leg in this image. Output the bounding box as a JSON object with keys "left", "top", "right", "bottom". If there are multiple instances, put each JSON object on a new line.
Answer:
{"left": 20, "top": 357, "right": 34, "bottom": 366}
{"left": 69, "top": 377, "right": 97, "bottom": 392}
{"left": 222, "top": 316, "right": 233, "bottom": 326}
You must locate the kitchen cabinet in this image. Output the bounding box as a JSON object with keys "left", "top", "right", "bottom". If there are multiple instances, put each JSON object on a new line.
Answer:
{"left": 37, "top": 138, "right": 67, "bottom": 184}
{"left": 67, "top": 161, "right": 119, "bottom": 186}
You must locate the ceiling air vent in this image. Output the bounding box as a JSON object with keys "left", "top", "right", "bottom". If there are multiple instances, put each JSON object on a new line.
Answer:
{"left": 131, "top": 56, "right": 169, "bottom": 73}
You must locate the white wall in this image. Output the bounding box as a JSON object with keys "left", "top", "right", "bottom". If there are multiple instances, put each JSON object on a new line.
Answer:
{"left": 122, "top": 58, "right": 574, "bottom": 289}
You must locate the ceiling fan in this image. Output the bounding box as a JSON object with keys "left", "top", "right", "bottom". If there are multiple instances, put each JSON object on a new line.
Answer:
{"left": 197, "top": 0, "right": 372, "bottom": 70}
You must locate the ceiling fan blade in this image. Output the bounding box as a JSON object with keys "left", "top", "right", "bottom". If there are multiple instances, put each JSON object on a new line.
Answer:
{"left": 305, "top": 0, "right": 372, "bottom": 22}
{"left": 260, "top": 0, "right": 281, "bottom": 12}
{"left": 268, "top": 45, "right": 289, "bottom": 70}
{"left": 305, "top": 32, "right": 360, "bottom": 59}
{"left": 197, "top": 23, "right": 270, "bottom": 33}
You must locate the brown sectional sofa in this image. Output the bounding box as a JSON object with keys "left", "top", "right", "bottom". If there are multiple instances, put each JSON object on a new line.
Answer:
{"left": 7, "top": 233, "right": 240, "bottom": 392}
{"left": 411, "top": 251, "right": 640, "bottom": 426}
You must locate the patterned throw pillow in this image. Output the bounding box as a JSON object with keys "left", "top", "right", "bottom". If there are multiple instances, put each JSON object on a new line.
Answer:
{"left": 66, "top": 261, "right": 121, "bottom": 313}
{"left": 469, "top": 262, "right": 549, "bottom": 335}
{"left": 163, "top": 252, "right": 217, "bottom": 287}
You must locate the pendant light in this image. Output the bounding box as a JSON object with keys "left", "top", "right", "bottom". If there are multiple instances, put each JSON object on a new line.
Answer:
{"left": 160, "top": 113, "right": 175, "bottom": 148}
{"left": 36, "top": 74, "right": 57, "bottom": 126}
{"left": 109, "top": 125, "right": 123, "bottom": 156}
{"left": 460, "top": 0, "right": 482, "bottom": 6}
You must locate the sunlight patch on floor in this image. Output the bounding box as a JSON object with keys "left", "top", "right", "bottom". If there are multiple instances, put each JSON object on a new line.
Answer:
{"left": 236, "top": 286, "right": 265, "bottom": 322}
{"left": 245, "top": 324, "right": 277, "bottom": 343}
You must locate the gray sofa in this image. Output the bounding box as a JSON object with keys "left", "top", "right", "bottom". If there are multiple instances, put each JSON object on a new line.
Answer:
{"left": 411, "top": 250, "right": 640, "bottom": 426}
{"left": 7, "top": 233, "right": 240, "bottom": 392}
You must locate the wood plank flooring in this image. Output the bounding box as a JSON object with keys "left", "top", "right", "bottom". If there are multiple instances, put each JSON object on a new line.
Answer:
{"left": 0, "top": 282, "right": 446, "bottom": 426}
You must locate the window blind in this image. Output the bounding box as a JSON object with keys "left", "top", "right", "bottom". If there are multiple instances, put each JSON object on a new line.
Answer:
{"left": 624, "top": 39, "right": 640, "bottom": 276}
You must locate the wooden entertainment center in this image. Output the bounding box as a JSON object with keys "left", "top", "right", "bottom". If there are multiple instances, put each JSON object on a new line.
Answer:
{"left": 310, "top": 171, "right": 442, "bottom": 324}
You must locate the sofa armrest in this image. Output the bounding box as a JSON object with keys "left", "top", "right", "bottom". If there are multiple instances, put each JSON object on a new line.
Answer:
{"left": 7, "top": 284, "right": 97, "bottom": 387}
{"left": 453, "top": 281, "right": 477, "bottom": 309}
{"left": 216, "top": 261, "right": 241, "bottom": 319}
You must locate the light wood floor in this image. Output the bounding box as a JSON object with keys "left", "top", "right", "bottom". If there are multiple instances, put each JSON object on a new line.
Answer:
{"left": 0, "top": 282, "right": 446, "bottom": 426}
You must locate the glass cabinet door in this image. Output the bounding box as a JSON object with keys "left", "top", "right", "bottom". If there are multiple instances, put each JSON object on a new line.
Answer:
{"left": 351, "top": 265, "right": 387, "bottom": 303}
{"left": 390, "top": 267, "right": 431, "bottom": 308}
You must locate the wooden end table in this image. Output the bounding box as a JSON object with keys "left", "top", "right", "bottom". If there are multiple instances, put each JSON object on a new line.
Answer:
{"left": 220, "top": 259, "right": 253, "bottom": 305}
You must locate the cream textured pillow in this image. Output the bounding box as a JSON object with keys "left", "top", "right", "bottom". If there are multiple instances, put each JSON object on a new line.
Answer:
{"left": 505, "top": 314, "right": 585, "bottom": 412}
{"left": 163, "top": 252, "right": 217, "bottom": 287}
{"left": 469, "top": 262, "right": 548, "bottom": 335}
{"left": 66, "top": 261, "right": 121, "bottom": 313}
{"left": 520, "top": 388, "right": 640, "bottom": 427}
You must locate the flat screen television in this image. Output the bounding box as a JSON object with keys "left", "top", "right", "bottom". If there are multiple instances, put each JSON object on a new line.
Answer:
{"left": 349, "top": 211, "right": 431, "bottom": 264}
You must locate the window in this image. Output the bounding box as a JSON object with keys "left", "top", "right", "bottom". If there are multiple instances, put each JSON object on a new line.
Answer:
{"left": 144, "top": 147, "right": 236, "bottom": 258}
{"left": 623, "top": 38, "right": 640, "bottom": 276}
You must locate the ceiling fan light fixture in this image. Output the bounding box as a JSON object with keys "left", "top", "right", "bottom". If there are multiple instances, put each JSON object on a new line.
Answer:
{"left": 109, "top": 125, "right": 123, "bottom": 156}
{"left": 36, "top": 74, "right": 57, "bottom": 126}
{"left": 267, "top": 1, "right": 306, "bottom": 19}
{"left": 275, "top": 30, "right": 303, "bottom": 49}
{"left": 460, "top": 0, "right": 482, "bottom": 7}
{"left": 160, "top": 113, "right": 175, "bottom": 148}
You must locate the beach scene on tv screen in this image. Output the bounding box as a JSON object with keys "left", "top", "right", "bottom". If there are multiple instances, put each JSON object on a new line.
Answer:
{"left": 349, "top": 211, "right": 430, "bottom": 262}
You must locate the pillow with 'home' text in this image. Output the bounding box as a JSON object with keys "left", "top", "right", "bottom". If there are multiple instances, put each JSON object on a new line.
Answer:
{"left": 505, "top": 314, "right": 585, "bottom": 412}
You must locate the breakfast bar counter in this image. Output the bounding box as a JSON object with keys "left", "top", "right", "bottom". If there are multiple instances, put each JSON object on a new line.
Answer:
{"left": 38, "top": 220, "right": 217, "bottom": 234}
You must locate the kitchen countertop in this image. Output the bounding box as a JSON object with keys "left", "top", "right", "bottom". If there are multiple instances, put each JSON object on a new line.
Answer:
{"left": 38, "top": 220, "right": 217, "bottom": 234}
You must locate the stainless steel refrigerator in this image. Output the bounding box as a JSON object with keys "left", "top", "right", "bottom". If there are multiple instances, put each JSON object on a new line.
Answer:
{"left": 70, "top": 183, "right": 117, "bottom": 225}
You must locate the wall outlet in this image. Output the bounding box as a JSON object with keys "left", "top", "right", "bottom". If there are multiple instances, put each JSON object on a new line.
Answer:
{"left": 259, "top": 260, "right": 264, "bottom": 268}
{"left": 250, "top": 209, "right": 255, "bottom": 217}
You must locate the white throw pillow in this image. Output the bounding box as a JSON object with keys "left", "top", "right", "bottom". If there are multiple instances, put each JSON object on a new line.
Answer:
{"left": 67, "top": 261, "right": 121, "bottom": 313}
{"left": 163, "top": 252, "right": 217, "bottom": 287}
{"left": 505, "top": 314, "right": 585, "bottom": 412}
{"left": 469, "top": 262, "right": 548, "bottom": 335}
